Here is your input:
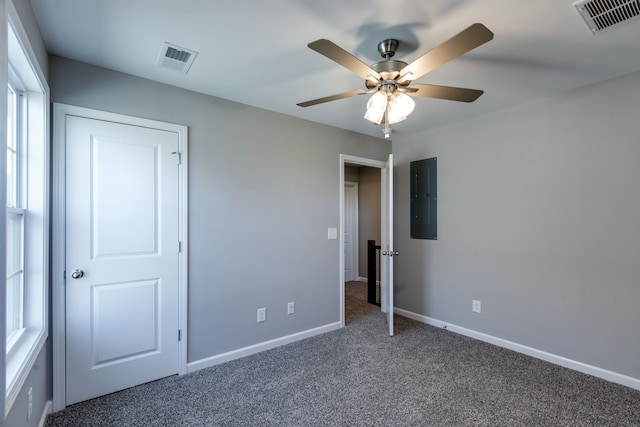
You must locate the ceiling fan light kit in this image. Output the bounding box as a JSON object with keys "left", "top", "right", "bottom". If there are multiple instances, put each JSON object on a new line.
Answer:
{"left": 297, "top": 23, "right": 494, "bottom": 138}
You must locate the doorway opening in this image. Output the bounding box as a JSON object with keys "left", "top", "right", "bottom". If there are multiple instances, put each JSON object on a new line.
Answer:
{"left": 339, "top": 155, "right": 386, "bottom": 328}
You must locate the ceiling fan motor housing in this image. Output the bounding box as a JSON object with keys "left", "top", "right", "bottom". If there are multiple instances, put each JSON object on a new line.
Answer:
{"left": 363, "top": 39, "right": 411, "bottom": 92}
{"left": 366, "top": 59, "right": 410, "bottom": 91}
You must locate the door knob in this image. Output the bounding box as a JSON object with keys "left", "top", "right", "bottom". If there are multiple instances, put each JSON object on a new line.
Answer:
{"left": 71, "top": 269, "right": 84, "bottom": 279}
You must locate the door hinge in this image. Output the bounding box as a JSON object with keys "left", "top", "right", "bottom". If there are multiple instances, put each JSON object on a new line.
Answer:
{"left": 178, "top": 241, "right": 182, "bottom": 253}
{"left": 171, "top": 151, "right": 182, "bottom": 165}
{"left": 63, "top": 270, "right": 66, "bottom": 280}
{"left": 178, "top": 329, "right": 182, "bottom": 342}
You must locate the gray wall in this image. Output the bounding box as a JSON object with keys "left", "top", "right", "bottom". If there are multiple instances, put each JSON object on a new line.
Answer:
{"left": 393, "top": 70, "right": 640, "bottom": 379}
{"left": 358, "top": 167, "right": 381, "bottom": 277}
{"left": 10, "top": 0, "right": 47, "bottom": 76}
{"left": 48, "top": 55, "right": 391, "bottom": 361}
{"left": 1, "top": 0, "right": 49, "bottom": 426}
{"left": 2, "top": 349, "right": 48, "bottom": 427}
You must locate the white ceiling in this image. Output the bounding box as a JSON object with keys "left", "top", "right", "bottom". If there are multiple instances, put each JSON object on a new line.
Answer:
{"left": 30, "top": 0, "right": 640, "bottom": 140}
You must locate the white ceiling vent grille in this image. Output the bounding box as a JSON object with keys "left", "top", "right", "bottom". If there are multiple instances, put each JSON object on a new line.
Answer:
{"left": 574, "top": 0, "right": 640, "bottom": 34}
{"left": 157, "top": 42, "right": 198, "bottom": 73}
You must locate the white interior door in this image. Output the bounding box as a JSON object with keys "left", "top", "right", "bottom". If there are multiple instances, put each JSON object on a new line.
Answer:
{"left": 65, "top": 116, "right": 180, "bottom": 405}
{"left": 380, "top": 154, "right": 394, "bottom": 336}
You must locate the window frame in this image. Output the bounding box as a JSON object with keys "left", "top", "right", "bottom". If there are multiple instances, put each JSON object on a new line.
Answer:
{"left": 6, "top": 72, "right": 27, "bottom": 351}
{"left": 2, "top": 2, "right": 50, "bottom": 419}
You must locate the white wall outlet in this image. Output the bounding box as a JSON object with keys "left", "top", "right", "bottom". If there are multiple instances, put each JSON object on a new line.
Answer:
{"left": 27, "top": 387, "right": 33, "bottom": 420}
{"left": 257, "top": 307, "right": 266, "bottom": 323}
{"left": 287, "top": 301, "right": 295, "bottom": 315}
{"left": 472, "top": 300, "right": 482, "bottom": 313}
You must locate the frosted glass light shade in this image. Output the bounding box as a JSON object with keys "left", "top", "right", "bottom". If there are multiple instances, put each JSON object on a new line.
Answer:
{"left": 387, "top": 92, "right": 415, "bottom": 124}
{"left": 387, "top": 113, "right": 407, "bottom": 124}
{"left": 364, "top": 91, "right": 388, "bottom": 124}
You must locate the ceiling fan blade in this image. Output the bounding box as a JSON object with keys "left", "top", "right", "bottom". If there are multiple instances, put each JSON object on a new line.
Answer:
{"left": 308, "top": 39, "right": 381, "bottom": 82}
{"left": 409, "top": 84, "right": 484, "bottom": 102}
{"left": 297, "top": 90, "right": 367, "bottom": 107}
{"left": 399, "top": 23, "right": 494, "bottom": 83}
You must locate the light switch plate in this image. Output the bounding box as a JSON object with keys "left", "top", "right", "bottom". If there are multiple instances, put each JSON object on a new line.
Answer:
{"left": 327, "top": 228, "right": 338, "bottom": 240}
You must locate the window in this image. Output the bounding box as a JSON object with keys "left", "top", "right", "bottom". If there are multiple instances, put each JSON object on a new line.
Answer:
{"left": 6, "top": 83, "right": 18, "bottom": 207}
{"left": 6, "top": 80, "right": 26, "bottom": 349}
{"left": 2, "top": 4, "right": 50, "bottom": 418}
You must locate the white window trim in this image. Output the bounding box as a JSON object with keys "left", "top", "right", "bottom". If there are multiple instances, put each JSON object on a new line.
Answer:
{"left": 2, "top": 1, "right": 50, "bottom": 419}
{"left": 0, "top": 0, "right": 7, "bottom": 416}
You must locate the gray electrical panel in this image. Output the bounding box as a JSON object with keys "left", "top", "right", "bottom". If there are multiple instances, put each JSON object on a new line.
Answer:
{"left": 410, "top": 157, "right": 437, "bottom": 240}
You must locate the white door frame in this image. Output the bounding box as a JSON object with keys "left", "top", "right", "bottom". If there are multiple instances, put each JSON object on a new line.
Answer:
{"left": 381, "top": 154, "right": 394, "bottom": 336}
{"left": 343, "top": 181, "right": 359, "bottom": 282}
{"left": 339, "top": 154, "right": 386, "bottom": 327}
{"left": 51, "top": 103, "right": 189, "bottom": 412}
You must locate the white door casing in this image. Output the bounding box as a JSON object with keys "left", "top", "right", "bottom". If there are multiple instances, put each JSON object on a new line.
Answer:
{"left": 52, "top": 104, "right": 188, "bottom": 410}
{"left": 339, "top": 155, "right": 389, "bottom": 331}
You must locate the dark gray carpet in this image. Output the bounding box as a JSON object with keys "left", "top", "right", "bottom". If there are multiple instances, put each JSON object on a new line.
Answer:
{"left": 46, "top": 282, "right": 640, "bottom": 426}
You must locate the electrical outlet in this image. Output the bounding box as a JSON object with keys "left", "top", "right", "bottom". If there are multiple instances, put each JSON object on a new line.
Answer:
{"left": 257, "top": 307, "right": 266, "bottom": 323}
{"left": 287, "top": 301, "right": 295, "bottom": 315}
{"left": 27, "top": 387, "right": 33, "bottom": 420}
{"left": 472, "top": 300, "right": 482, "bottom": 313}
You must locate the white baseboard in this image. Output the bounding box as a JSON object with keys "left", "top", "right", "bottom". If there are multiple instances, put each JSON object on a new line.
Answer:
{"left": 187, "top": 322, "right": 342, "bottom": 374}
{"left": 395, "top": 307, "right": 640, "bottom": 391}
{"left": 38, "top": 400, "right": 52, "bottom": 427}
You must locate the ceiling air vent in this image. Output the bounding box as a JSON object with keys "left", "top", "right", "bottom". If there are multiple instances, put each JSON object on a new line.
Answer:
{"left": 157, "top": 42, "right": 198, "bottom": 73}
{"left": 574, "top": 0, "right": 640, "bottom": 34}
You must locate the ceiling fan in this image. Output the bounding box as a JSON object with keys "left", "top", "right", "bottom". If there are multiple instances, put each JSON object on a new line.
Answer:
{"left": 297, "top": 23, "right": 494, "bottom": 138}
